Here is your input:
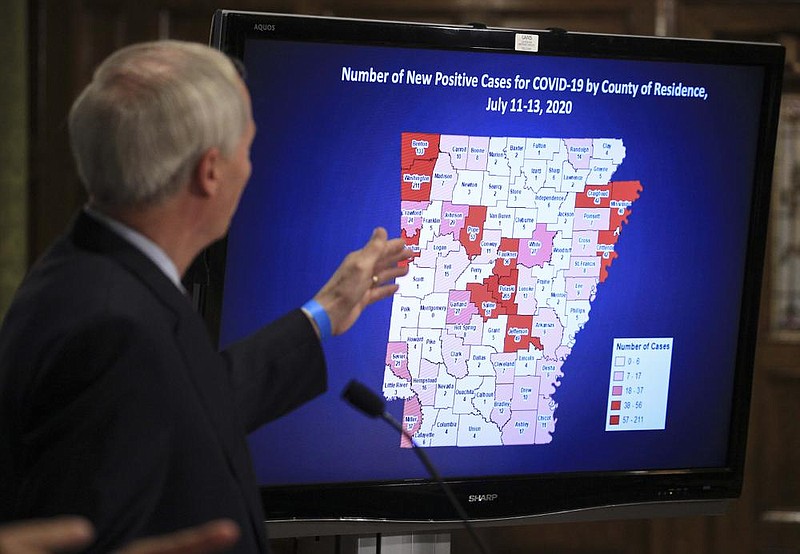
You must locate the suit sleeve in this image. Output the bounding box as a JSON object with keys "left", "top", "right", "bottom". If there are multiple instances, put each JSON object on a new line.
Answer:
{"left": 221, "top": 309, "right": 327, "bottom": 433}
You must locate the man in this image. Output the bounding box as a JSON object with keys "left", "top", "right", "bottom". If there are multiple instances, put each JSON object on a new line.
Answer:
{"left": 0, "top": 40, "right": 410, "bottom": 552}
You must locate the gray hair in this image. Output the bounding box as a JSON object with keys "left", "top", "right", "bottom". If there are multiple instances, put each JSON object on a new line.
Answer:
{"left": 68, "top": 40, "right": 250, "bottom": 208}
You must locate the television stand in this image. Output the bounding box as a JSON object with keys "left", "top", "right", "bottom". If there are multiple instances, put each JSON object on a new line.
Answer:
{"left": 281, "top": 533, "right": 452, "bottom": 553}
{"left": 355, "top": 533, "right": 451, "bottom": 553}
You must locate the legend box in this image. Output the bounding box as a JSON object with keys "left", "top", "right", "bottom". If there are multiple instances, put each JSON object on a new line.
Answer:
{"left": 605, "top": 337, "right": 673, "bottom": 432}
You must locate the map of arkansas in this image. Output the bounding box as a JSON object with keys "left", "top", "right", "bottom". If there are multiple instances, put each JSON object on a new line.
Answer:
{"left": 384, "top": 133, "right": 642, "bottom": 448}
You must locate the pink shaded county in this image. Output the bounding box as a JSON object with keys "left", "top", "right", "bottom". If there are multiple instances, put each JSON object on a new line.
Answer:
{"left": 466, "top": 136, "right": 490, "bottom": 171}
{"left": 501, "top": 411, "right": 537, "bottom": 445}
{"left": 462, "top": 314, "right": 485, "bottom": 346}
{"left": 442, "top": 332, "right": 469, "bottom": 379}
{"left": 439, "top": 202, "right": 470, "bottom": 237}
{"left": 517, "top": 224, "right": 557, "bottom": 268}
{"left": 566, "top": 277, "right": 596, "bottom": 301}
{"left": 537, "top": 357, "right": 564, "bottom": 396}
{"left": 446, "top": 290, "right": 478, "bottom": 325}
{"left": 533, "top": 308, "right": 564, "bottom": 359}
{"left": 430, "top": 153, "right": 458, "bottom": 201}
{"left": 564, "top": 138, "right": 593, "bottom": 170}
{"left": 565, "top": 256, "right": 601, "bottom": 279}
{"left": 511, "top": 375, "right": 540, "bottom": 411}
{"left": 401, "top": 395, "right": 423, "bottom": 447}
{"left": 571, "top": 230, "right": 598, "bottom": 257}
{"left": 416, "top": 232, "right": 462, "bottom": 269}
{"left": 385, "top": 342, "right": 410, "bottom": 380}
{"left": 491, "top": 383, "right": 513, "bottom": 428}
{"left": 573, "top": 208, "right": 610, "bottom": 231}
{"left": 534, "top": 394, "right": 558, "bottom": 444}
{"left": 439, "top": 135, "right": 470, "bottom": 170}
{"left": 555, "top": 345, "right": 571, "bottom": 362}
{"left": 401, "top": 201, "right": 429, "bottom": 239}
{"left": 491, "top": 352, "right": 517, "bottom": 384}
{"left": 413, "top": 358, "right": 439, "bottom": 405}
{"left": 515, "top": 268, "right": 537, "bottom": 315}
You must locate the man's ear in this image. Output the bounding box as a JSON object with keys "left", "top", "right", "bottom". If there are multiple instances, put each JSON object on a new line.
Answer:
{"left": 191, "top": 147, "right": 222, "bottom": 197}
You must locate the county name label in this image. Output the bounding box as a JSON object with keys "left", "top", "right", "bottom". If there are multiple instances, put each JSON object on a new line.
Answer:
{"left": 606, "top": 337, "right": 673, "bottom": 431}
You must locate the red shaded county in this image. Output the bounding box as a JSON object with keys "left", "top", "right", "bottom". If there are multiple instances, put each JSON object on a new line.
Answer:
{"left": 602, "top": 181, "right": 642, "bottom": 281}
{"left": 493, "top": 237, "right": 519, "bottom": 277}
{"left": 598, "top": 252, "right": 618, "bottom": 283}
{"left": 504, "top": 314, "right": 544, "bottom": 353}
{"left": 460, "top": 205, "right": 488, "bottom": 259}
{"left": 401, "top": 157, "right": 436, "bottom": 202}
{"left": 597, "top": 229, "right": 618, "bottom": 247}
{"left": 401, "top": 132, "right": 440, "bottom": 169}
{"left": 596, "top": 229, "right": 619, "bottom": 282}
{"left": 575, "top": 184, "right": 611, "bottom": 209}
{"left": 400, "top": 227, "right": 422, "bottom": 268}
{"left": 466, "top": 263, "right": 521, "bottom": 322}
{"left": 610, "top": 180, "right": 643, "bottom": 202}
{"left": 485, "top": 275, "right": 513, "bottom": 317}
{"left": 494, "top": 271, "right": 519, "bottom": 315}
{"left": 608, "top": 180, "right": 643, "bottom": 230}
{"left": 467, "top": 281, "right": 499, "bottom": 321}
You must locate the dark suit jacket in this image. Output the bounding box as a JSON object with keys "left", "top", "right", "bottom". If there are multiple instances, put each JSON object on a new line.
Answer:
{"left": 0, "top": 212, "right": 327, "bottom": 553}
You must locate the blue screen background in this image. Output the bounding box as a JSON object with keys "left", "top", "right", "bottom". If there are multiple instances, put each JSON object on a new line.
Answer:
{"left": 219, "top": 39, "right": 765, "bottom": 485}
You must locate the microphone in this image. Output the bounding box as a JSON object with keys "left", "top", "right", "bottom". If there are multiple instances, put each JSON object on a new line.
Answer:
{"left": 341, "top": 379, "right": 385, "bottom": 418}
{"left": 342, "top": 379, "right": 491, "bottom": 554}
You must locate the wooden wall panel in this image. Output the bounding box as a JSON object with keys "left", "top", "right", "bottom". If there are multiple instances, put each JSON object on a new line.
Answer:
{"left": 0, "top": 0, "right": 28, "bottom": 319}
{"left": 752, "top": 367, "right": 800, "bottom": 553}
{"left": 29, "top": 0, "right": 85, "bottom": 260}
{"left": 311, "top": 0, "right": 654, "bottom": 34}
{"left": 675, "top": 1, "right": 800, "bottom": 88}
{"left": 677, "top": 2, "right": 800, "bottom": 40}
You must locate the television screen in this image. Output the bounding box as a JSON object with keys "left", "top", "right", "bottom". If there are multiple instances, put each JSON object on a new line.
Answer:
{"left": 204, "top": 11, "right": 784, "bottom": 536}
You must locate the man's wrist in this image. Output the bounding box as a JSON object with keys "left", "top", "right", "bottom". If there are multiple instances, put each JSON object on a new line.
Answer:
{"left": 301, "top": 298, "right": 332, "bottom": 340}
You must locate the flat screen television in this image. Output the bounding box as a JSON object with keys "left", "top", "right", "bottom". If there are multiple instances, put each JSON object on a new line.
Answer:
{"left": 203, "top": 10, "right": 785, "bottom": 538}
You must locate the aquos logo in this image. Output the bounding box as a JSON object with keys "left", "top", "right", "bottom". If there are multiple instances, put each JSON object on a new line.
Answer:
{"left": 253, "top": 23, "right": 276, "bottom": 32}
{"left": 468, "top": 493, "right": 499, "bottom": 503}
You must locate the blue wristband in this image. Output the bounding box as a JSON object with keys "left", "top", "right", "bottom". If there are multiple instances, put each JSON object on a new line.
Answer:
{"left": 302, "top": 299, "right": 332, "bottom": 340}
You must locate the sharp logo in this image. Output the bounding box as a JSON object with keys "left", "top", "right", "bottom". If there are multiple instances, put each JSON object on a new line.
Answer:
{"left": 468, "top": 494, "right": 499, "bottom": 503}
{"left": 253, "top": 23, "right": 276, "bottom": 32}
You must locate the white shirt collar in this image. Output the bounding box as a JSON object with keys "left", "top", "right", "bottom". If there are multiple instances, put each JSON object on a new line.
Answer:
{"left": 84, "top": 206, "right": 186, "bottom": 293}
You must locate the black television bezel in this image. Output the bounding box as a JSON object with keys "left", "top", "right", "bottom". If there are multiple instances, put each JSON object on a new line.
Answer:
{"left": 203, "top": 10, "right": 785, "bottom": 537}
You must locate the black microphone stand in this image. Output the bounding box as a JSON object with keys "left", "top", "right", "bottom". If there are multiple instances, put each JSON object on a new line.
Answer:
{"left": 343, "top": 380, "right": 491, "bottom": 554}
